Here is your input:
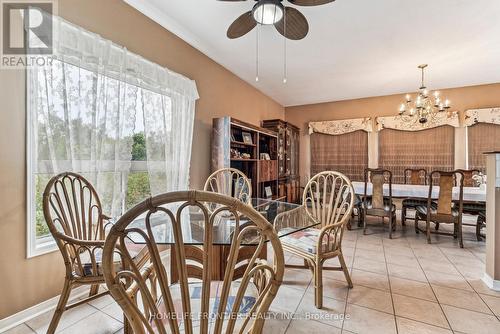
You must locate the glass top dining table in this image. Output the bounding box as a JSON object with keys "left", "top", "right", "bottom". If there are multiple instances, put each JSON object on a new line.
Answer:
{"left": 125, "top": 198, "right": 316, "bottom": 246}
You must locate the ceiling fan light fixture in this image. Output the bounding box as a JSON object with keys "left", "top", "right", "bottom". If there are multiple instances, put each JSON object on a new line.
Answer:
{"left": 252, "top": 0, "right": 284, "bottom": 25}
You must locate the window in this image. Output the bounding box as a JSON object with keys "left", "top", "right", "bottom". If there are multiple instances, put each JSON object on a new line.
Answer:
{"left": 310, "top": 131, "right": 368, "bottom": 181}
{"left": 467, "top": 123, "right": 500, "bottom": 172}
{"left": 378, "top": 126, "right": 454, "bottom": 183}
{"left": 27, "top": 17, "right": 198, "bottom": 257}
{"left": 27, "top": 60, "right": 155, "bottom": 255}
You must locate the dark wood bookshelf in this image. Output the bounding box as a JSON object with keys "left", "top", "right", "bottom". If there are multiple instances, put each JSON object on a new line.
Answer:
{"left": 212, "top": 117, "right": 280, "bottom": 200}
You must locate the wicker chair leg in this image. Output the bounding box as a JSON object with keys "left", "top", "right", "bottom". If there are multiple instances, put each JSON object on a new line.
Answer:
{"left": 362, "top": 209, "right": 367, "bottom": 235}
{"left": 314, "top": 261, "right": 323, "bottom": 309}
{"left": 47, "top": 279, "right": 72, "bottom": 334}
{"left": 89, "top": 284, "right": 99, "bottom": 297}
{"left": 338, "top": 253, "right": 353, "bottom": 288}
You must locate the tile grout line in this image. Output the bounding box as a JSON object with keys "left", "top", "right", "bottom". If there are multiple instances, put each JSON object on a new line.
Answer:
{"left": 381, "top": 231, "right": 409, "bottom": 334}
{"left": 282, "top": 254, "right": 312, "bottom": 334}
{"left": 407, "top": 238, "right": 455, "bottom": 331}
{"left": 340, "top": 227, "right": 360, "bottom": 334}
{"left": 436, "top": 244, "right": 500, "bottom": 322}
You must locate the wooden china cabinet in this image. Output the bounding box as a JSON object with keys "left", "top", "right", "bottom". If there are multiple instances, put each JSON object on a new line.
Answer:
{"left": 262, "top": 119, "right": 301, "bottom": 203}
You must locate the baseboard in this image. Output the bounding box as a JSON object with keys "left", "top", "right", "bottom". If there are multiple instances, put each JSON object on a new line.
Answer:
{"left": 0, "top": 286, "right": 90, "bottom": 332}
{"left": 482, "top": 273, "right": 500, "bottom": 291}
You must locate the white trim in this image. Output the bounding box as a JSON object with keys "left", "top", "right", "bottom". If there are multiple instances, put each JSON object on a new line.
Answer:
{"left": 482, "top": 273, "right": 500, "bottom": 291}
{"left": 0, "top": 286, "right": 90, "bottom": 332}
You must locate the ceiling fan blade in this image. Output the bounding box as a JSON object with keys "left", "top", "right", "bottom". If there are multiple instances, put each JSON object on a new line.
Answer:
{"left": 288, "top": 0, "right": 335, "bottom": 5}
{"left": 227, "top": 11, "right": 257, "bottom": 39}
{"left": 274, "top": 7, "right": 309, "bottom": 40}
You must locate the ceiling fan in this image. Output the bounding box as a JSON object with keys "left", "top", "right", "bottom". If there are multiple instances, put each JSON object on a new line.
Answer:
{"left": 219, "top": 0, "right": 335, "bottom": 40}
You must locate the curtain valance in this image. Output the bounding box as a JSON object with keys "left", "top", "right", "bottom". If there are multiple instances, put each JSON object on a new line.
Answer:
{"left": 376, "top": 112, "right": 460, "bottom": 131}
{"left": 464, "top": 108, "right": 500, "bottom": 126}
{"left": 50, "top": 15, "right": 199, "bottom": 100}
{"left": 308, "top": 118, "right": 373, "bottom": 135}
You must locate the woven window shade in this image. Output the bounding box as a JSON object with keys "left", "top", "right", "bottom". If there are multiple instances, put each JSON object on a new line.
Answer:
{"left": 310, "top": 130, "right": 368, "bottom": 181}
{"left": 379, "top": 126, "right": 454, "bottom": 184}
{"left": 468, "top": 123, "right": 500, "bottom": 172}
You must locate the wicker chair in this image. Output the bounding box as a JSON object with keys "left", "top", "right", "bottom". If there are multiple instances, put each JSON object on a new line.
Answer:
{"left": 361, "top": 168, "right": 397, "bottom": 238}
{"left": 279, "top": 171, "right": 355, "bottom": 309}
{"left": 43, "top": 172, "right": 149, "bottom": 334}
{"left": 102, "top": 190, "right": 284, "bottom": 334}
{"left": 204, "top": 168, "right": 252, "bottom": 204}
{"left": 415, "top": 170, "right": 465, "bottom": 247}
{"left": 401, "top": 168, "right": 427, "bottom": 226}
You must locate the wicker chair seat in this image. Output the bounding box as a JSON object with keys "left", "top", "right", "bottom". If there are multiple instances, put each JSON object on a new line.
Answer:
{"left": 281, "top": 227, "right": 340, "bottom": 254}
{"left": 153, "top": 281, "right": 259, "bottom": 331}
{"left": 74, "top": 243, "right": 148, "bottom": 277}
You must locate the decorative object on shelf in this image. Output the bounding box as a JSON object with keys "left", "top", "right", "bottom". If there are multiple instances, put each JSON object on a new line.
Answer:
{"left": 262, "top": 119, "right": 300, "bottom": 203}
{"left": 230, "top": 148, "right": 241, "bottom": 158}
{"left": 241, "top": 153, "right": 251, "bottom": 159}
{"left": 241, "top": 131, "right": 253, "bottom": 144}
{"left": 308, "top": 118, "right": 373, "bottom": 135}
{"left": 398, "top": 64, "right": 452, "bottom": 125}
{"left": 260, "top": 153, "right": 271, "bottom": 160}
{"left": 264, "top": 186, "right": 273, "bottom": 199}
{"left": 464, "top": 107, "right": 500, "bottom": 126}
{"left": 220, "top": 0, "right": 335, "bottom": 83}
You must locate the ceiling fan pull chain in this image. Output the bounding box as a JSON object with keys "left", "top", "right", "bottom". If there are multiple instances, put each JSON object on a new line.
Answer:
{"left": 283, "top": 9, "right": 287, "bottom": 84}
{"left": 256, "top": 24, "right": 259, "bottom": 82}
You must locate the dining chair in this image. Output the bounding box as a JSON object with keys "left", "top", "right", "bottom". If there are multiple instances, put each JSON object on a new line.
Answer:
{"left": 401, "top": 168, "right": 427, "bottom": 226}
{"left": 361, "top": 168, "right": 397, "bottom": 238}
{"left": 204, "top": 167, "right": 252, "bottom": 204}
{"left": 102, "top": 190, "right": 284, "bottom": 334}
{"left": 279, "top": 171, "right": 355, "bottom": 309}
{"left": 455, "top": 169, "right": 481, "bottom": 187}
{"left": 43, "top": 172, "right": 149, "bottom": 334}
{"left": 415, "top": 170, "right": 465, "bottom": 247}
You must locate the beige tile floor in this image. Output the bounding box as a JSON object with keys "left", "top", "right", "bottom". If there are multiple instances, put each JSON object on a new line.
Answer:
{"left": 3, "top": 216, "right": 500, "bottom": 334}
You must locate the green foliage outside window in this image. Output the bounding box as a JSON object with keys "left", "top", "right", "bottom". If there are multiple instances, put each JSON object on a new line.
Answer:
{"left": 35, "top": 133, "right": 151, "bottom": 238}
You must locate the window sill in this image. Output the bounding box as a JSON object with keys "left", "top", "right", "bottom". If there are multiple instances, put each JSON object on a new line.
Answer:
{"left": 27, "top": 237, "right": 57, "bottom": 259}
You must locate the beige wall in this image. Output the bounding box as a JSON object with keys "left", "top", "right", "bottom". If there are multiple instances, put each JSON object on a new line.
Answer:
{"left": 285, "top": 83, "right": 500, "bottom": 183}
{"left": 0, "top": 0, "right": 283, "bottom": 318}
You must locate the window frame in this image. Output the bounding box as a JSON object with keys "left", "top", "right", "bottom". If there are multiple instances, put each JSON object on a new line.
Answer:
{"left": 26, "top": 69, "right": 57, "bottom": 258}
{"left": 25, "top": 67, "right": 153, "bottom": 258}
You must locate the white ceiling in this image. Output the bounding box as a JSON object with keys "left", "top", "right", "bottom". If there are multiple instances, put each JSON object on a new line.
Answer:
{"left": 125, "top": 0, "right": 500, "bottom": 107}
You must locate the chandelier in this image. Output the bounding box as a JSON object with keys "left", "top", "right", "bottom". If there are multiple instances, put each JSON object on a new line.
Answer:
{"left": 399, "top": 64, "right": 451, "bottom": 124}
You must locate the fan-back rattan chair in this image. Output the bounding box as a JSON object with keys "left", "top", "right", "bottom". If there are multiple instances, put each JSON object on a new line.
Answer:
{"left": 102, "top": 190, "right": 284, "bottom": 334}
{"left": 279, "top": 171, "right": 355, "bottom": 309}
{"left": 415, "top": 170, "right": 465, "bottom": 247}
{"left": 43, "top": 172, "right": 149, "bottom": 334}
{"left": 401, "top": 168, "right": 427, "bottom": 225}
{"left": 204, "top": 168, "right": 252, "bottom": 205}
{"left": 361, "top": 168, "right": 397, "bottom": 238}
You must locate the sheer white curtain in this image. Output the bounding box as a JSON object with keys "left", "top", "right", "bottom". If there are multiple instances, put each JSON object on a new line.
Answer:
{"left": 29, "top": 16, "right": 199, "bottom": 217}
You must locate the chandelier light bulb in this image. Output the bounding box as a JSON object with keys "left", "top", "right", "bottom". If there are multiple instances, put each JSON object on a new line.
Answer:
{"left": 399, "top": 64, "right": 451, "bottom": 121}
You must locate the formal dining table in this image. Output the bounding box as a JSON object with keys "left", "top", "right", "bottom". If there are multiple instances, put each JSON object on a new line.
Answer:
{"left": 351, "top": 181, "right": 487, "bottom": 202}
{"left": 125, "top": 198, "right": 314, "bottom": 281}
